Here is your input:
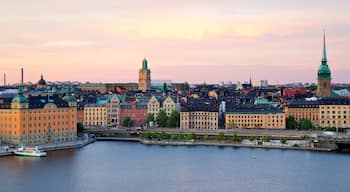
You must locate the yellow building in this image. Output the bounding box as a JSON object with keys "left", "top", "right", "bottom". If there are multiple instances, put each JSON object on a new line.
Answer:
{"left": 84, "top": 94, "right": 120, "bottom": 127}
{"left": 225, "top": 109, "right": 285, "bottom": 129}
{"left": 0, "top": 88, "right": 77, "bottom": 145}
{"left": 285, "top": 101, "right": 320, "bottom": 127}
{"left": 180, "top": 103, "right": 218, "bottom": 130}
{"left": 319, "top": 98, "right": 350, "bottom": 129}
{"left": 286, "top": 98, "right": 350, "bottom": 130}
{"left": 84, "top": 104, "right": 107, "bottom": 127}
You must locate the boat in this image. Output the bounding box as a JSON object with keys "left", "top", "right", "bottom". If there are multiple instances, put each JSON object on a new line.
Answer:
{"left": 13, "top": 146, "right": 47, "bottom": 157}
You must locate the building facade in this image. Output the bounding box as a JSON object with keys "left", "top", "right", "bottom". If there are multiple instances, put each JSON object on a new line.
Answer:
{"left": 138, "top": 58, "right": 151, "bottom": 92}
{"left": 180, "top": 102, "right": 219, "bottom": 130}
{"left": 317, "top": 33, "right": 332, "bottom": 97}
{"left": 119, "top": 101, "right": 147, "bottom": 127}
{"left": 225, "top": 109, "right": 285, "bottom": 129}
{"left": 147, "top": 96, "right": 177, "bottom": 119}
{"left": 286, "top": 101, "right": 320, "bottom": 127}
{"left": 0, "top": 88, "right": 77, "bottom": 145}
{"left": 319, "top": 98, "right": 350, "bottom": 129}
{"left": 83, "top": 94, "right": 120, "bottom": 127}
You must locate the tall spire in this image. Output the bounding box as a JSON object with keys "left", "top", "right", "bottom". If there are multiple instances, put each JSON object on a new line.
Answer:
{"left": 322, "top": 30, "right": 327, "bottom": 63}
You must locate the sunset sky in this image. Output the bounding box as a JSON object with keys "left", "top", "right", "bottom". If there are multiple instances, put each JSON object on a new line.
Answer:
{"left": 1, "top": 0, "right": 350, "bottom": 84}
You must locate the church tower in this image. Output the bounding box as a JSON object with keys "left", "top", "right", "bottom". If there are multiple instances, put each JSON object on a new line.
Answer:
{"left": 316, "top": 32, "right": 332, "bottom": 97}
{"left": 138, "top": 58, "right": 151, "bottom": 92}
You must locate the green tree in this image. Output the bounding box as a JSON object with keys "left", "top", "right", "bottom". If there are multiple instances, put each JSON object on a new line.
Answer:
{"left": 280, "top": 137, "right": 287, "bottom": 144}
{"left": 217, "top": 132, "right": 225, "bottom": 141}
{"left": 167, "top": 110, "right": 180, "bottom": 128}
{"left": 156, "top": 110, "right": 168, "bottom": 127}
{"left": 300, "top": 118, "right": 313, "bottom": 130}
{"left": 182, "top": 82, "right": 190, "bottom": 93}
{"left": 248, "top": 135, "right": 256, "bottom": 142}
{"left": 232, "top": 134, "right": 242, "bottom": 142}
{"left": 286, "top": 116, "right": 297, "bottom": 130}
{"left": 77, "top": 122, "right": 84, "bottom": 133}
{"left": 163, "top": 82, "right": 168, "bottom": 95}
{"left": 203, "top": 134, "right": 209, "bottom": 141}
{"left": 171, "top": 134, "right": 179, "bottom": 140}
{"left": 145, "top": 113, "right": 155, "bottom": 127}
{"left": 122, "top": 117, "right": 132, "bottom": 127}
{"left": 263, "top": 136, "right": 272, "bottom": 142}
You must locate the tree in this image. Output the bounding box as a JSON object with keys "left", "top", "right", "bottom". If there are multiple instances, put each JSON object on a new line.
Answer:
{"left": 280, "top": 137, "right": 287, "bottom": 144}
{"left": 163, "top": 82, "right": 168, "bottom": 95}
{"left": 217, "top": 132, "right": 225, "bottom": 141}
{"left": 182, "top": 82, "right": 190, "bottom": 93}
{"left": 262, "top": 136, "right": 272, "bottom": 142}
{"left": 122, "top": 117, "right": 132, "bottom": 127}
{"left": 286, "top": 116, "right": 297, "bottom": 130}
{"left": 300, "top": 118, "right": 313, "bottom": 130}
{"left": 145, "top": 113, "right": 155, "bottom": 127}
{"left": 77, "top": 122, "right": 84, "bottom": 133}
{"left": 232, "top": 134, "right": 242, "bottom": 142}
{"left": 156, "top": 110, "right": 168, "bottom": 127}
{"left": 167, "top": 110, "right": 180, "bottom": 128}
{"left": 248, "top": 135, "right": 256, "bottom": 142}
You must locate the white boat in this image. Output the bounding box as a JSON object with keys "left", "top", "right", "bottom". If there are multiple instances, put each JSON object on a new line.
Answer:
{"left": 13, "top": 146, "right": 47, "bottom": 157}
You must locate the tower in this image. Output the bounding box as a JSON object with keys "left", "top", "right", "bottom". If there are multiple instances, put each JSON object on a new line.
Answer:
{"left": 316, "top": 32, "right": 332, "bottom": 97}
{"left": 138, "top": 58, "right": 151, "bottom": 92}
{"left": 21, "top": 67, "right": 24, "bottom": 85}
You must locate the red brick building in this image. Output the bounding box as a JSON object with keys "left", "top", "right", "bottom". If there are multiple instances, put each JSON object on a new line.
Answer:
{"left": 119, "top": 101, "right": 147, "bottom": 127}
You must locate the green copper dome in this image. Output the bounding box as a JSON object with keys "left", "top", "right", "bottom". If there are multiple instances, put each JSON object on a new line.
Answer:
{"left": 12, "top": 87, "right": 29, "bottom": 103}
{"left": 141, "top": 58, "right": 150, "bottom": 72}
{"left": 317, "top": 32, "right": 331, "bottom": 80}
{"left": 318, "top": 63, "right": 331, "bottom": 79}
{"left": 63, "top": 87, "right": 76, "bottom": 102}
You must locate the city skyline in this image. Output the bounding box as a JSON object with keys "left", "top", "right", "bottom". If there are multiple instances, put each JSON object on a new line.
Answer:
{"left": 1, "top": 1, "right": 350, "bottom": 84}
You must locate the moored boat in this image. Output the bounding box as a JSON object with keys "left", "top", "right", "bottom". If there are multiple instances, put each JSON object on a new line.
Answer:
{"left": 13, "top": 146, "right": 47, "bottom": 157}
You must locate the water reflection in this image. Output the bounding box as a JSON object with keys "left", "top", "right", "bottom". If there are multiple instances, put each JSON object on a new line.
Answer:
{"left": 0, "top": 142, "right": 349, "bottom": 192}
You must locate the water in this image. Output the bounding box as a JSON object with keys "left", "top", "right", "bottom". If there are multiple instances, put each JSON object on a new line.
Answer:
{"left": 0, "top": 141, "right": 349, "bottom": 192}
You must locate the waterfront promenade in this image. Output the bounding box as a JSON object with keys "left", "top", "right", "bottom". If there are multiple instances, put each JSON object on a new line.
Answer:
{"left": 0, "top": 137, "right": 95, "bottom": 157}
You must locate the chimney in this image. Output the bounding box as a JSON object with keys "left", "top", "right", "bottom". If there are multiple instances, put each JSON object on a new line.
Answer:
{"left": 21, "top": 67, "right": 24, "bottom": 85}
{"left": 3, "top": 73, "right": 6, "bottom": 86}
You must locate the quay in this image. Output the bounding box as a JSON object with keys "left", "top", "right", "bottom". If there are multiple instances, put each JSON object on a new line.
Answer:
{"left": 0, "top": 137, "right": 96, "bottom": 157}
{"left": 86, "top": 128, "right": 350, "bottom": 152}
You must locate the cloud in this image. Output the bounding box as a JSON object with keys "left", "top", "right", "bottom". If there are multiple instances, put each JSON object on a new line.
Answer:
{"left": 41, "top": 40, "right": 94, "bottom": 47}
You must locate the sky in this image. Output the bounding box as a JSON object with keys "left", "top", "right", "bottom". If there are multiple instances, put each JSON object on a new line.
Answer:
{"left": 1, "top": 0, "right": 350, "bottom": 85}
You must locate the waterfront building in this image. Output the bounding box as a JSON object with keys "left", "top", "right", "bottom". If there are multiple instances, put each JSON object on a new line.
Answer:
{"left": 119, "top": 101, "right": 147, "bottom": 127}
{"left": 147, "top": 95, "right": 177, "bottom": 118}
{"left": 84, "top": 94, "right": 121, "bottom": 127}
{"left": 180, "top": 101, "right": 219, "bottom": 130}
{"left": 138, "top": 58, "right": 151, "bottom": 92}
{"left": 286, "top": 98, "right": 350, "bottom": 130}
{"left": 285, "top": 101, "right": 320, "bottom": 127}
{"left": 225, "top": 108, "right": 285, "bottom": 129}
{"left": 0, "top": 87, "right": 77, "bottom": 145}
{"left": 318, "top": 98, "right": 350, "bottom": 129}
{"left": 317, "top": 33, "right": 332, "bottom": 97}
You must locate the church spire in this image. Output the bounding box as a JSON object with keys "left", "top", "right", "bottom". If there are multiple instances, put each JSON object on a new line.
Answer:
{"left": 322, "top": 30, "right": 327, "bottom": 64}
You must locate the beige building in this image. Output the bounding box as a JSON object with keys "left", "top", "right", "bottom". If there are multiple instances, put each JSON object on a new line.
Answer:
{"left": 286, "top": 101, "right": 320, "bottom": 127}
{"left": 147, "top": 95, "right": 177, "bottom": 118}
{"left": 225, "top": 109, "right": 285, "bottom": 129}
{"left": 319, "top": 99, "right": 350, "bottom": 129}
{"left": 180, "top": 103, "right": 218, "bottom": 130}
{"left": 84, "top": 94, "right": 121, "bottom": 127}
{"left": 287, "top": 98, "right": 350, "bottom": 129}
